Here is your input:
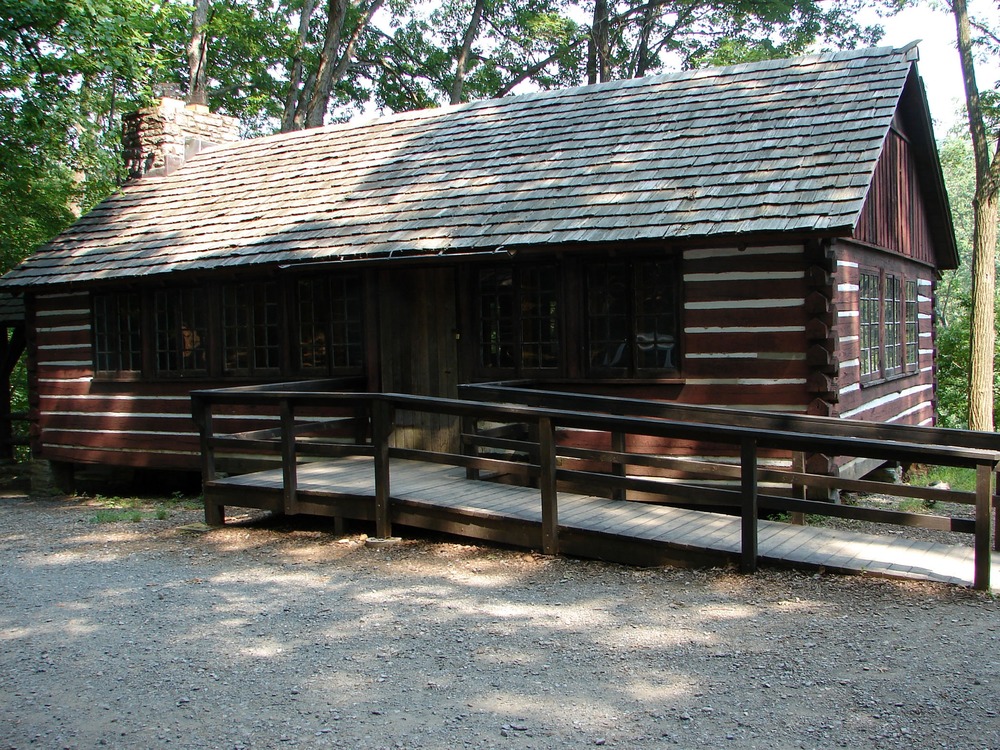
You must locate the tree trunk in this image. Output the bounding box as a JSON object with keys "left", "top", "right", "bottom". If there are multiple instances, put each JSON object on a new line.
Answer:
{"left": 953, "top": 0, "right": 1000, "bottom": 431}
{"left": 451, "top": 0, "right": 486, "bottom": 105}
{"left": 968, "top": 189, "right": 997, "bottom": 430}
{"left": 186, "top": 0, "right": 210, "bottom": 107}
{"left": 589, "top": 0, "right": 610, "bottom": 84}
{"left": 303, "top": 0, "right": 351, "bottom": 128}
{"left": 280, "top": 0, "right": 319, "bottom": 132}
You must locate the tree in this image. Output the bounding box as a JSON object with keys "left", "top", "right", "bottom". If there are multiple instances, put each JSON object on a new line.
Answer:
{"left": 951, "top": 0, "right": 1000, "bottom": 431}
{"left": 187, "top": 0, "right": 211, "bottom": 106}
{"left": 280, "top": 0, "right": 387, "bottom": 130}
{"left": 0, "top": 0, "right": 187, "bottom": 270}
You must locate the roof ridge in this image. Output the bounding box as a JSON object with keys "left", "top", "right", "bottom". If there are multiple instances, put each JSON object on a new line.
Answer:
{"left": 199, "top": 44, "right": 909, "bottom": 158}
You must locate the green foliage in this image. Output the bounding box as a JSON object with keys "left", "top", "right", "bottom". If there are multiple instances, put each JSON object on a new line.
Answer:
{"left": 905, "top": 463, "right": 977, "bottom": 493}
{"left": 935, "top": 129, "right": 1000, "bottom": 429}
{"left": 934, "top": 291, "right": 1000, "bottom": 429}
{"left": 90, "top": 508, "right": 144, "bottom": 523}
{"left": 0, "top": 0, "right": 189, "bottom": 270}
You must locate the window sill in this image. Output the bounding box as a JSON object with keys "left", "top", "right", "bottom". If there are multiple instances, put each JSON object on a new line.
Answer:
{"left": 859, "top": 370, "right": 919, "bottom": 389}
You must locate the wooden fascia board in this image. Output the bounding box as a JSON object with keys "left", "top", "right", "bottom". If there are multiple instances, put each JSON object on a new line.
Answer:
{"left": 898, "top": 66, "right": 960, "bottom": 270}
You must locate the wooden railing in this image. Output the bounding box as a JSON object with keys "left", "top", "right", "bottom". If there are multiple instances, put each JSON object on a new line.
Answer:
{"left": 0, "top": 409, "right": 30, "bottom": 461}
{"left": 191, "top": 381, "right": 1000, "bottom": 590}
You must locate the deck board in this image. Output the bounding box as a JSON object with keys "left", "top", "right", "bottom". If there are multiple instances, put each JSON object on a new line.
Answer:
{"left": 205, "top": 458, "right": 999, "bottom": 590}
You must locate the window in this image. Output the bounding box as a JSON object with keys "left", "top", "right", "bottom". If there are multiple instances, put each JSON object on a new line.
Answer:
{"left": 154, "top": 288, "right": 209, "bottom": 376}
{"left": 905, "top": 280, "right": 918, "bottom": 370}
{"left": 587, "top": 259, "right": 677, "bottom": 376}
{"left": 859, "top": 271, "right": 880, "bottom": 378}
{"left": 477, "top": 265, "right": 559, "bottom": 372}
{"left": 93, "top": 292, "right": 142, "bottom": 374}
{"left": 883, "top": 274, "right": 902, "bottom": 377}
{"left": 223, "top": 282, "right": 280, "bottom": 375}
{"left": 296, "top": 275, "right": 364, "bottom": 373}
{"left": 93, "top": 274, "right": 366, "bottom": 380}
{"left": 859, "top": 269, "right": 918, "bottom": 384}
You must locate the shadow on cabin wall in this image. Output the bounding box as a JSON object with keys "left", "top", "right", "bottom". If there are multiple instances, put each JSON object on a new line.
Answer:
{"left": 31, "top": 460, "right": 202, "bottom": 498}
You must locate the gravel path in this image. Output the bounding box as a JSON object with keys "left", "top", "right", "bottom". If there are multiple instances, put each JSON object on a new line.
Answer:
{"left": 1, "top": 492, "right": 998, "bottom": 750}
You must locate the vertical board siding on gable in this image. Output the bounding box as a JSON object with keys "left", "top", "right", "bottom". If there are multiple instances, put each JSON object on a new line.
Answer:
{"left": 833, "top": 244, "right": 936, "bottom": 427}
{"left": 855, "top": 129, "right": 936, "bottom": 267}
{"left": 31, "top": 293, "right": 280, "bottom": 469}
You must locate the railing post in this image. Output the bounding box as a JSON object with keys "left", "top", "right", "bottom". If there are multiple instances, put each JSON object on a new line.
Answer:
{"left": 463, "top": 415, "right": 480, "bottom": 481}
{"left": 740, "top": 438, "right": 758, "bottom": 574}
{"left": 538, "top": 416, "right": 559, "bottom": 555}
{"left": 192, "top": 395, "right": 223, "bottom": 526}
{"left": 372, "top": 398, "right": 394, "bottom": 539}
{"left": 974, "top": 462, "right": 993, "bottom": 591}
{"left": 994, "top": 466, "right": 999, "bottom": 553}
{"left": 611, "top": 430, "right": 626, "bottom": 501}
{"left": 280, "top": 398, "right": 298, "bottom": 516}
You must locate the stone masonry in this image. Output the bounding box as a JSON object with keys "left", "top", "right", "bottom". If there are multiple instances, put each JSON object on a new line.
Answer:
{"left": 122, "top": 97, "right": 241, "bottom": 180}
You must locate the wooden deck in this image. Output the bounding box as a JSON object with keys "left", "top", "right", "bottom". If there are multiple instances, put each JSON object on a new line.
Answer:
{"left": 205, "top": 457, "right": 999, "bottom": 590}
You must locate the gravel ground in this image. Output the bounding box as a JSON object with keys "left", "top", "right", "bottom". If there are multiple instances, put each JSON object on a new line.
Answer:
{"left": 1, "top": 491, "right": 999, "bottom": 750}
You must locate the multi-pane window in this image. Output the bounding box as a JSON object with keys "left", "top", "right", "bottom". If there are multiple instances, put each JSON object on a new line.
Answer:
{"left": 93, "top": 292, "right": 142, "bottom": 374}
{"left": 859, "top": 269, "right": 919, "bottom": 384}
{"left": 154, "top": 288, "right": 209, "bottom": 375}
{"left": 587, "top": 259, "right": 677, "bottom": 375}
{"left": 477, "top": 265, "right": 559, "bottom": 372}
{"left": 223, "top": 282, "right": 280, "bottom": 375}
{"left": 297, "top": 276, "right": 364, "bottom": 373}
{"left": 905, "top": 280, "right": 918, "bottom": 370}
{"left": 859, "top": 271, "right": 880, "bottom": 378}
{"left": 95, "top": 275, "right": 366, "bottom": 379}
{"left": 883, "top": 274, "right": 902, "bottom": 377}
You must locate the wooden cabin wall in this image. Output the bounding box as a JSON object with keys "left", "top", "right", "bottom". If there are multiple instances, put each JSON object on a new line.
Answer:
{"left": 532, "top": 244, "right": 816, "bottom": 473}
{"left": 378, "top": 267, "right": 461, "bottom": 453}
{"left": 832, "top": 241, "right": 936, "bottom": 427}
{"left": 854, "top": 128, "right": 938, "bottom": 268}
{"left": 29, "top": 291, "right": 282, "bottom": 472}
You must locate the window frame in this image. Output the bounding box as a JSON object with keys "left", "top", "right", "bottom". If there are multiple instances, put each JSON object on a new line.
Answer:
{"left": 474, "top": 262, "right": 562, "bottom": 377}
{"left": 858, "top": 266, "right": 920, "bottom": 386}
{"left": 92, "top": 291, "right": 144, "bottom": 379}
{"left": 90, "top": 273, "right": 367, "bottom": 382}
{"left": 221, "top": 281, "right": 281, "bottom": 377}
{"left": 585, "top": 256, "right": 680, "bottom": 379}
{"left": 294, "top": 274, "right": 366, "bottom": 376}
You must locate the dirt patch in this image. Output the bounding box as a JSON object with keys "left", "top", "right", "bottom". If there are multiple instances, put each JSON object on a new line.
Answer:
{"left": 1, "top": 492, "right": 998, "bottom": 750}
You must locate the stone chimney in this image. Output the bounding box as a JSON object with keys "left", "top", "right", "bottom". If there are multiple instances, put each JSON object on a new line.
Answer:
{"left": 122, "top": 95, "right": 241, "bottom": 180}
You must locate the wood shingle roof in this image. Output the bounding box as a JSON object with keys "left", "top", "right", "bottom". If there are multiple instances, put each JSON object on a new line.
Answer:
{"left": 2, "top": 45, "right": 942, "bottom": 288}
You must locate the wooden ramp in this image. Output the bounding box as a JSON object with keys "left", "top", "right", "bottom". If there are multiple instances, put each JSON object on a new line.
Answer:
{"left": 206, "top": 458, "right": 999, "bottom": 590}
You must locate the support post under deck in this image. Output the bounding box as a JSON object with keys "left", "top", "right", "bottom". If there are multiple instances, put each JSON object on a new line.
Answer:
{"left": 741, "top": 438, "right": 759, "bottom": 574}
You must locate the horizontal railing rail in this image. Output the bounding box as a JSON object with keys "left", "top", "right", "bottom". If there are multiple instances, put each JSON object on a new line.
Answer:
{"left": 192, "top": 380, "right": 1000, "bottom": 590}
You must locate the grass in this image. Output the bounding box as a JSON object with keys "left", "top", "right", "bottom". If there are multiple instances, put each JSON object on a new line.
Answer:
{"left": 84, "top": 492, "right": 202, "bottom": 524}
{"left": 905, "top": 464, "right": 977, "bottom": 493}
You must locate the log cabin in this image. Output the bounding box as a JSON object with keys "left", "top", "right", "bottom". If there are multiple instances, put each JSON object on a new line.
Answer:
{"left": 0, "top": 44, "right": 958, "bottom": 489}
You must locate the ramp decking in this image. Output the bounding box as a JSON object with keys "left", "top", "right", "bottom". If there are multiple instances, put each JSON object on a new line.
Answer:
{"left": 205, "top": 457, "right": 998, "bottom": 590}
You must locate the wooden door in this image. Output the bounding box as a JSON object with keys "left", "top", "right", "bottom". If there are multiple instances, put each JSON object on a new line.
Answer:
{"left": 378, "top": 267, "right": 460, "bottom": 453}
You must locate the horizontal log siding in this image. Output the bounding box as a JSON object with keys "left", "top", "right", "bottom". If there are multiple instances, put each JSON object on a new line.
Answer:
{"left": 854, "top": 129, "right": 936, "bottom": 267}
{"left": 541, "top": 245, "right": 809, "bottom": 472}
{"left": 680, "top": 245, "right": 810, "bottom": 412}
{"left": 31, "top": 292, "right": 284, "bottom": 470}
{"left": 833, "top": 243, "right": 936, "bottom": 426}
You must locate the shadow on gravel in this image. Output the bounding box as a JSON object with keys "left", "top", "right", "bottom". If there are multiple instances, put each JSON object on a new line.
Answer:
{"left": 1, "top": 497, "right": 998, "bottom": 750}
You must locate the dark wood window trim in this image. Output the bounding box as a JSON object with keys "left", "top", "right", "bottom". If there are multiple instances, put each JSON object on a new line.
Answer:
{"left": 859, "top": 267, "right": 918, "bottom": 387}
{"left": 474, "top": 263, "right": 561, "bottom": 377}
{"left": 154, "top": 286, "right": 210, "bottom": 378}
{"left": 91, "top": 273, "right": 367, "bottom": 382}
{"left": 904, "top": 279, "right": 919, "bottom": 373}
{"left": 294, "top": 274, "right": 365, "bottom": 376}
{"left": 585, "top": 257, "right": 679, "bottom": 378}
{"left": 222, "top": 281, "right": 281, "bottom": 377}
{"left": 92, "top": 291, "right": 143, "bottom": 379}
